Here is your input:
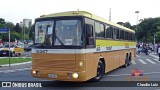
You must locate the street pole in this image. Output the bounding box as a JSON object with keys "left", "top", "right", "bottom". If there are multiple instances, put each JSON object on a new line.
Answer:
{"left": 135, "top": 11, "right": 139, "bottom": 42}
{"left": 135, "top": 11, "right": 139, "bottom": 25}
{"left": 154, "top": 33, "right": 155, "bottom": 45}
{"left": 8, "top": 28, "right": 11, "bottom": 69}
{"left": 24, "top": 25, "right": 25, "bottom": 41}
{"left": 109, "top": 8, "right": 111, "bottom": 21}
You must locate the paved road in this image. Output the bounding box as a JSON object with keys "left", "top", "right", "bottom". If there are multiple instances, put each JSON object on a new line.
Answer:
{"left": 21, "top": 51, "right": 31, "bottom": 57}
{"left": 0, "top": 51, "right": 31, "bottom": 58}
{"left": 0, "top": 53, "right": 160, "bottom": 90}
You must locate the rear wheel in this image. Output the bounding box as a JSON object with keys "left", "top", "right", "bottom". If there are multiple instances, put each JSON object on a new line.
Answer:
{"left": 128, "top": 55, "right": 132, "bottom": 66}
{"left": 123, "top": 55, "right": 128, "bottom": 68}
{"left": 92, "top": 61, "right": 104, "bottom": 82}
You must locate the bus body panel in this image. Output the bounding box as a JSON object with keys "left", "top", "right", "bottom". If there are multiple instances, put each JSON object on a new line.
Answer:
{"left": 32, "top": 39, "right": 136, "bottom": 81}
{"left": 32, "top": 11, "right": 136, "bottom": 81}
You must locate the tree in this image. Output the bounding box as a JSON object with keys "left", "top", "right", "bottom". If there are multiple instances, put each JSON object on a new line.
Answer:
{"left": 29, "top": 25, "right": 34, "bottom": 40}
{"left": 14, "top": 23, "right": 22, "bottom": 33}
{"left": 6, "top": 22, "right": 15, "bottom": 31}
{"left": 124, "top": 22, "right": 131, "bottom": 29}
{"left": 0, "top": 18, "right": 6, "bottom": 27}
{"left": 117, "top": 21, "right": 131, "bottom": 28}
{"left": 136, "top": 17, "right": 160, "bottom": 43}
{"left": 117, "top": 22, "right": 124, "bottom": 26}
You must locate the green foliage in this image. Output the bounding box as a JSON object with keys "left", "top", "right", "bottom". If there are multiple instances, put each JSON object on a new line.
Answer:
{"left": 156, "top": 31, "right": 160, "bottom": 43}
{"left": 117, "top": 21, "right": 132, "bottom": 28}
{"left": 0, "top": 18, "right": 33, "bottom": 41}
{"left": 136, "top": 17, "right": 160, "bottom": 43}
{"left": 14, "top": 23, "right": 22, "bottom": 33}
{"left": 0, "top": 58, "right": 31, "bottom": 65}
{"left": 29, "top": 25, "right": 34, "bottom": 40}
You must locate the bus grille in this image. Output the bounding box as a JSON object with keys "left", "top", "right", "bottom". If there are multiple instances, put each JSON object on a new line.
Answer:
{"left": 32, "top": 59, "right": 76, "bottom": 68}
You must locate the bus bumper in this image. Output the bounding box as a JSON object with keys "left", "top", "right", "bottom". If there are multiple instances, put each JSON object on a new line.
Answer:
{"left": 31, "top": 69, "right": 87, "bottom": 82}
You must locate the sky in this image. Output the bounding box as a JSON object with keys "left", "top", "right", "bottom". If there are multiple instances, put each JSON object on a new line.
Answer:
{"left": 0, "top": 0, "right": 160, "bottom": 25}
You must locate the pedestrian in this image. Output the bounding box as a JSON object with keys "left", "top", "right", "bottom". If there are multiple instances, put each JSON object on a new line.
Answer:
{"left": 154, "top": 44, "right": 158, "bottom": 54}
{"left": 158, "top": 46, "right": 160, "bottom": 61}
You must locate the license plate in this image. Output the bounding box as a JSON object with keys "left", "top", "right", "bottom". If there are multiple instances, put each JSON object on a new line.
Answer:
{"left": 3, "top": 53, "right": 6, "bottom": 54}
{"left": 48, "top": 74, "right": 57, "bottom": 78}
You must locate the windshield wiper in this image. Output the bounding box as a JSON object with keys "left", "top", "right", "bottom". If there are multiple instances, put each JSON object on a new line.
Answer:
{"left": 55, "top": 35, "right": 64, "bottom": 46}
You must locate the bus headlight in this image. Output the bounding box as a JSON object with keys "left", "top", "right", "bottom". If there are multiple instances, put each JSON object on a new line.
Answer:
{"left": 79, "top": 61, "right": 83, "bottom": 67}
{"left": 32, "top": 70, "right": 36, "bottom": 74}
{"left": 72, "top": 73, "right": 79, "bottom": 79}
{"left": 32, "top": 70, "right": 39, "bottom": 75}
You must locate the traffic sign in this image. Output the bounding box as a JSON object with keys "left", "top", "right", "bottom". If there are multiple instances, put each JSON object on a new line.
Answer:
{"left": 0, "top": 28, "right": 9, "bottom": 33}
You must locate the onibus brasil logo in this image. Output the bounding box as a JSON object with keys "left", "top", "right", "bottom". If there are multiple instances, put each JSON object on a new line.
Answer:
{"left": 125, "top": 69, "right": 149, "bottom": 81}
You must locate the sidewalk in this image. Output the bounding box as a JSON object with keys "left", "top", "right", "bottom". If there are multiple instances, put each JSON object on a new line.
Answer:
{"left": 0, "top": 61, "right": 31, "bottom": 72}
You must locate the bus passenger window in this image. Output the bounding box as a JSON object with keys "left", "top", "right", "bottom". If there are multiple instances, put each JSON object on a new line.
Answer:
{"left": 86, "top": 24, "right": 94, "bottom": 45}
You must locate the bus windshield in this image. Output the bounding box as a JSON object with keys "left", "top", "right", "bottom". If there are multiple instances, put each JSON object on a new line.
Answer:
{"left": 55, "top": 20, "right": 82, "bottom": 46}
{"left": 35, "top": 20, "right": 82, "bottom": 47}
{"left": 35, "top": 21, "right": 54, "bottom": 46}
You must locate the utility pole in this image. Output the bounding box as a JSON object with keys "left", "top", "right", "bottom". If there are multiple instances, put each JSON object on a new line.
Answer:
{"left": 109, "top": 8, "right": 111, "bottom": 21}
{"left": 8, "top": 28, "right": 11, "bottom": 69}
{"left": 135, "top": 11, "right": 140, "bottom": 25}
{"left": 154, "top": 33, "right": 156, "bottom": 45}
{"left": 24, "top": 25, "right": 25, "bottom": 41}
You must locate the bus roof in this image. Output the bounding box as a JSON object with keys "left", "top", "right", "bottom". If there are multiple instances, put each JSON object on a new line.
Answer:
{"left": 39, "top": 11, "right": 135, "bottom": 33}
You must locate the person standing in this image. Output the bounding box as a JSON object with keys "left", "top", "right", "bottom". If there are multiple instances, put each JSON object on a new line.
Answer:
{"left": 158, "top": 45, "right": 160, "bottom": 61}
{"left": 154, "top": 44, "right": 158, "bottom": 54}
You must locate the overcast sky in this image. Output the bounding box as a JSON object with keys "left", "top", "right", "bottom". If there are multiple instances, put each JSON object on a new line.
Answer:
{"left": 0, "top": 0, "right": 160, "bottom": 25}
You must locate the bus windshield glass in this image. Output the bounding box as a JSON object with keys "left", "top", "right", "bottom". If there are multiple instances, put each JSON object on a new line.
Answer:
{"left": 34, "top": 20, "right": 82, "bottom": 47}
{"left": 55, "top": 20, "right": 82, "bottom": 46}
{"left": 35, "top": 21, "right": 54, "bottom": 46}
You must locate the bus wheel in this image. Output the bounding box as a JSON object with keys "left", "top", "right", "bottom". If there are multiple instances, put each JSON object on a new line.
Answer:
{"left": 92, "top": 60, "right": 104, "bottom": 82}
{"left": 128, "top": 55, "right": 132, "bottom": 66}
{"left": 123, "top": 55, "right": 128, "bottom": 68}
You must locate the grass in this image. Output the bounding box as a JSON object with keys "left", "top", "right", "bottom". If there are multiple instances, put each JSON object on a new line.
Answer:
{"left": 0, "top": 58, "right": 31, "bottom": 65}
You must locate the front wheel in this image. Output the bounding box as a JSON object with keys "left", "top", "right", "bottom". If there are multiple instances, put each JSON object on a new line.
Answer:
{"left": 92, "top": 61, "right": 104, "bottom": 82}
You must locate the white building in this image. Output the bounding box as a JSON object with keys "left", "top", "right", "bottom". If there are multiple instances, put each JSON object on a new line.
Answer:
{"left": 19, "top": 22, "right": 23, "bottom": 27}
{"left": 23, "top": 19, "right": 32, "bottom": 28}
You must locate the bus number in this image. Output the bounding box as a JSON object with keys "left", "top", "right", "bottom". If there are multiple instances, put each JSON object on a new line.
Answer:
{"left": 125, "top": 43, "right": 129, "bottom": 48}
{"left": 106, "top": 46, "right": 112, "bottom": 50}
{"left": 96, "top": 47, "right": 100, "bottom": 51}
{"left": 36, "top": 50, "right": 48, "bottom": 53}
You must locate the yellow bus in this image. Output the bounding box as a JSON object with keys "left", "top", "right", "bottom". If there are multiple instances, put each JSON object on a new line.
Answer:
{"left": 31, "top": 11, "right": 136, "bottom": 82}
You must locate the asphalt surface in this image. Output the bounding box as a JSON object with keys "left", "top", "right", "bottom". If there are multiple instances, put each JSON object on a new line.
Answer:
{"left": 0, "top": 53, "right": 160, "bottom": 90}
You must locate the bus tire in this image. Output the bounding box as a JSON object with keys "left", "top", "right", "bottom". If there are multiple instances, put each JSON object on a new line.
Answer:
{"left": 123, "top": 55, "right": 128, "bottom": 68}
{"left": 92, "top": 60, "right": 104, "bottom": 82}
{"left": 128, "top": 54, "right": 132, "bottom": 66}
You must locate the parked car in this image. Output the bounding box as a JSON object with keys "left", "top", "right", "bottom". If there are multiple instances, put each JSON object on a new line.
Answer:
{"left": 0, "top": 44, "right": 24, "bottom": 57}
{"left": 24, "top": 45, "right": 33, "bottom": 52}
{"left": 24, "top": 40, "right": 31, "bottom": 44}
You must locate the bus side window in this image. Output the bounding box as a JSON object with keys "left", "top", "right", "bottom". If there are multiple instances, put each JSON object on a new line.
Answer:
{"left": 86, "top": 24, "right": 94, "bottom": 45}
